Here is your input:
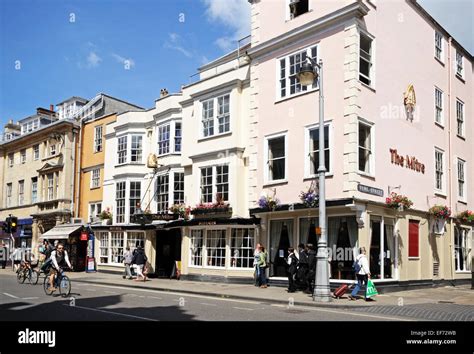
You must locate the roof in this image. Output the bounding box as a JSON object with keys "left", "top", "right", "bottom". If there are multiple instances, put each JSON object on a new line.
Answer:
{"left": 198, "top": 42, "right": 251, "bottom": 73}
{"left": 56, "top": 96, "right": 89, "bottom": 105}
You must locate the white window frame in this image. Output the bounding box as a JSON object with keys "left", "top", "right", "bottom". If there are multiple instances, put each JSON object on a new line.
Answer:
{"left": 455, "top": 50, "right": 464, "bottom": 78}
{"left": 156, "top": 173, "right": 170, "bottom": 213}
{"left": 158, "top": 123, "right": 171, "bottom": 155}
{"left": 94, "top": 125, "right": 103, "bottom": 153}
{"left": 434, "top": 31, "right": 444, "bottom": 63}
{"left": 454, "top": 226, "right": 471, "bottom": 272}
{"left": 18, "top": 180, "right": 24, "bottom": 206}
{"left": 434, "top": 147, "right": 445, "bottom": 194}
{"left": 6, "top": 183, "right": 12, "bottom": 207}
{"left": 358, "top": 29, "right": 375, "bottom": 88}
{"left": 276, "top": 44, "right": 319, "bottom": 101}
{"left": 20, "top": 149, "right": 26, "bottom": 164}
{"left": 357, "top": 118, "right": 375, "bottom": 176}
{"left": 456, "top": 99, "right": 465, "bottom": 137}
{"left": 200, "top": 93, "right": 231, "bottom": 139}
{"left": 89, "top": 202, "right": 102, "bottom": 222}
{"left": 157, "top": 120, "right": 183, "bottom": 156}
{"left": 31, "top": 177, "right": 38, "bottom": 204}
{"left": 189, "top": 228, "right": 227, "bottom": 269}
{"left": 8, "top": 153, "right": 14, "bottom": 167}
{"left": 173, "top": 171, "right": 185, "bottom": 205}
{"left": 457, "top": 158, "right": 466, "bottom": 202}
{"left": 130, "top": 135, "right": 143, "bottom": 163}
{"left": 200, "top": 166, "right": 214, "bottom": 204}
{"left": 129, "top": 181, "right": 142, "bottom": 221}
{"left": 435, "top": 87, "right": 444, "bottom": 126}
{"left": 264, "top": 132, "right": 288, "bottom": 184}
{"left": 115, "top": 181, "right": 127, "bottom": 224}
{"left": 156, "top": 169, "right": 186, "bottom": 211}
{"left": 90, "top": 168, "right": 101, "bottom": 189}
{"left": 33, "top": 144, "right": 40, "bottom": 160}
{"left": 285, "top": 0, "right": 311, "bottom": 21}
{"left": 47, "top": 174, "right": 54, "bottom": 201}
{"left": 199, "top": 165, "right": 229, "bottom": 203}
{"left": 304, "top": 121, "right": 333, "bottom": 178}
{"left": 175, "top": 121, "right": 182, "bottom": 153}
{"left": 117, "top": 135, "right": 128, "bottom": 165}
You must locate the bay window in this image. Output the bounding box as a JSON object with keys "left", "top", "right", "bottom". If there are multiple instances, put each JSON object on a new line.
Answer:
{"left": 130, "top": 135, "right": 143, "bottom": 163}
{"left": 117, "top": 136, "right": 127, "bottom": 164}
{"left": 157, "top": 120, "right": 182, "bottom": 155}
{"left": 158, "top": 124, "right": 170, "bottom": 155}
{"left": 157, "top": 174, "right": 169, "bottom": 212}
{"left": 200, "top": 165, "right": 229, "bottom": 203}
{"left": 129, "top": 181, "right": 141, "bottom": 219}
{"left": 116, "top": 181, "right": 126, "bottom": 223}
{"left": 201, "top": 94, "right": 231, "bottom": 137}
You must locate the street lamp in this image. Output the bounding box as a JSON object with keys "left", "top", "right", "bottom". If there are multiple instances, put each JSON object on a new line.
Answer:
{"left": 297, "top": 58, "right": 332, "bottom": 302}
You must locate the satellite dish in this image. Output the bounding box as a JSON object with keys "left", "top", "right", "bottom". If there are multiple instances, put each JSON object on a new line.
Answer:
{"left": 147, "top": 153, "right": 158, "bottom": 168}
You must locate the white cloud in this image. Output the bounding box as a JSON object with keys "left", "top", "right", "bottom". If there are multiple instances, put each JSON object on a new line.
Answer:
{"left": 111, "top": 53, "right": 136, "bottom": 68}
{"left": 164, "top": 33, "right": 193, "bottom": 58}
{"left": 202, "top": 0, "right": 251, "bottom": 52}
{"left": 87, "top": 51, "right": 102, "bottom": 68}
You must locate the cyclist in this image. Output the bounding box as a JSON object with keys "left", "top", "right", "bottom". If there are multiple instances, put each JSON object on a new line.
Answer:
{"left": 48, "top": 242, "right": 72, "bottom": 292}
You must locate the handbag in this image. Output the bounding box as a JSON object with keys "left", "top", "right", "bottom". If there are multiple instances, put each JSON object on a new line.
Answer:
{"left": 365, "top": 278, "right": 378, "bottom": 298}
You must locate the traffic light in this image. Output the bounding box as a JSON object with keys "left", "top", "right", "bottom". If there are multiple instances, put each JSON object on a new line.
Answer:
{"left": 3, "top": 217, "right": 11, "bottom": 234}
{"left": 10, "top": 217, "right": 18, "bottom": 233}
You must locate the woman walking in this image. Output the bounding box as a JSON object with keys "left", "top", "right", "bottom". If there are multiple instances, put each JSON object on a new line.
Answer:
{"left": 349, "top": 247, "right": 371, "bottom": 301}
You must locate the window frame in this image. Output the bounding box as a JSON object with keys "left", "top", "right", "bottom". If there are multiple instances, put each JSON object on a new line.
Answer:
{"left": 276, "top": 44, "right": 319, "bottom": 101}
{"left": 31, "top": 177, "right": 38, "bottom": 204}
{"left": 130, "top": 135, "right": 143, "bottom": 163}
{"left": 49, "top": 144, "right": 56, "bottom": 157}
{"left": 115, "top": 181, "right": 126, "bottom": 224}
{"left": 285, "top": 0, "right": 311, "bottom": 21}
{"left": 8, "top": 153, "right": 14, "bottom": 167}
{"left": 200, "top": 93, "right": 231, "bottom": 139}
{"left": 117, "top": 135, "right": 128, "bottom": 165}
{"left": 47, "top": 174, "right": 54, "bottom": 201}
{"left": 358, "top": 29, "right": 375, "bottom": 88}
{"left": 18, "top": 180, "right": 24, "bottom": 206}
{"left": 357, "top": 118, "right": 375, "bottom": 176}
{"left": 6, "top": 183, "right": 12, "bottom": 207}
{"left": 156, "top": 174, "right": 170, "bottom": 213}
{"left": 20, "top": 149, "right": 26, "bottom": 164}
{"left": 408, "top": 220, "right": 420, "bottom": 259}
{"left": 457, "top": 158, "right": 466, "bottom": 202}
{"left": 89, "top": 202, "right": 102, "bottom": 223}
{"left": 434, "top": 147, "right": 445, "bottom": 194}
{"left": 304, "top": 121, "right": 333, "bottom": 178}
{"left": 94, "top": 125, "right": 103, "bottom": 153}
{"left": 456, "top": 99, "right": 465, "bottom": 137}
{"left": 90, "top": 168, "right": 101, "bottom": 189}
{"left": 454, "top": 226, "right": 471, "bottom": 272}
{"left": 33, "top": 144, "right": 40, "bottom": 160}
{"left": 455, "top": 50, "right": 464, "bottom": 79}
{"left": 434, "top": 87, "right": 444, "bottom": 127}
{"left": 264, "top": 132, "right": 288, "bottom": 184}
{"left": 434, "top": 31, "right": 444, "bottom": 63}
{"left": 129, "top": 181, "right": 142, "bottom": 221}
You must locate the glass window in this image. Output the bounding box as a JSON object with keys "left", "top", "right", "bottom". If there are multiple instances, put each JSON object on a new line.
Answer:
{"left": 158, "top": 124, "right": 170, "bottom": 155}
{"left": 217, "top": 94, "right": 230, "bottom": 134}
{"left": 110, "top": 232, "right": 124, "bottom": 264}
{"left": 200, "top": 167, "right": 213, "bottom": 203}
{"left": 458, "top": 159, "right": 466, "bottom": 200}
{"left": 97, "top": 232, "right": 109, "bottom": 264}
{"left": 454, "top": 227, "right": 471, "bottom": 271}
{"left": 358, "top": 121, "right": 373, "bottom": 174}
{"left": 216, "top": 165, "right": 229, "bottom": 201}
{"left": 289, "top": 0, "right": 309, "bottom": 19}
{"left": 33, "top": 144, "right": 40, "bottom": 160}
{"left": 267, "top": 136, "right": 286, "bottom": 181}
{"left": 157, "top": 174, "right": 169, "bottom": 212}
{"left": 359, "top": 33, "right": 373, "bottom": 86}
{"left": 435, "top": 149, "right": 444, "bottom": 191}
{"left": 435, "top": 88, "right": 443, "bottom": 125}
{"left": 91, "top": 169, "right": 100, "bottom": 188}
{"left": 117, "top": 136, "right": 127, "bottom": 164}
{"left": 8, "top": 153, "right": 14, "bottom": 167}
{"left": 94, "top": 125, "right": 103, "bottom": 153}
{"left": 173, "top": 172, "right": 184, "bottom": 205}
{"left": 20, "top": 149, "right": 26, "bottom": 164}
{"left": 202, "top": 99, "right": 214, "bottom": 137}
{"left": 18, "top": 180, "right": 24, "bottom": 205}
{"left": 190, "top": 229, "right": 203, "bottom": 266}
{"left": 174, "top": 122, "right": 182, "bottom": 152}
{"left": 309, "top": 125, "right": 330, "bottom": 175}
{"left": 230, "top": 228, "right": 254, "bottom": 268}
{"left": 129, "top": 181, "right": 141, "bottom": 220}
{"left": 6, "top": 183, "right": 12, "bottom": 207}
{"left": 269, "top": 220, "right": 293, "bottom": 277}
{"left": 47, "top": 174, "right": 54, "bottom": 201}
{"left": 206, "top": 230, "right": 226, "bottom": 267}
{"left": 456, "top": 51, "right": 463, "bottom": 77}
{"left": 435, "top": 31, "right": 443, "bottom": 60}
{"left": 116, "top": 182, "right": 126, "bottom": 223}
{"left": 131, "top": 135, "right": 142, "bottom": 163}
{"left": 127, "top": 232, "right": 145, "bottom": 252}
{"left": 89, "top": 202, "right": 102, "bottom": 222}
{"left": 31, "top": 177, "right": 38, "bottom": 204}
{"left": 456, "top": 100, "right": 464, "bottom": 136}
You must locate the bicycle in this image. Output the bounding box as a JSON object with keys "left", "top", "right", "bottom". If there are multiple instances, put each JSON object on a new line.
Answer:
{"left": 16, "top": 262, "right": 39, "bottom": 285}
{"left": 43, "top": 267, "right": 72, "bottom": 297}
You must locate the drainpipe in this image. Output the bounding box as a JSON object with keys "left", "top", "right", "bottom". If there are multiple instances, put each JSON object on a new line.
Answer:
{"left": 74, "top": 122, "right": 83, "bottom": 218}
{"left": 447, "top": 36, "right": 454, "bottom": 284}
{"left": 70, "top": 128, "right": 77, "bottom": 218}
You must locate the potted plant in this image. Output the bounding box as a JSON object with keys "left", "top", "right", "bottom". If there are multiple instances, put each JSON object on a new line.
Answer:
{"left": 299, "top": 186, "right": 319, "bottom": 208}
{"left": 455, "top": 210, "right": 474, "bottom": 224}
{"left": 258, "top": 194, "right": 280, "bottom": 211}
{"left": 99, "top": 208, "right": 113, "bottom": 225}
{"left": 385, "top": 192, "right": 413, "bottom": 211}
{"left": 191, "top": 194, "right": 232, "bottom": 216}
{"left": 428, "top": 205, "right": 451, "bottom": 235}
{"left": 169, "top": 204, "right": 191, "bottom": 220}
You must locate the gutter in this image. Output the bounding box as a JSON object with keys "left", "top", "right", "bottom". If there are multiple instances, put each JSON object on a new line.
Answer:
{"left": 74, "top": 121, "right": 83, "bottom": 217}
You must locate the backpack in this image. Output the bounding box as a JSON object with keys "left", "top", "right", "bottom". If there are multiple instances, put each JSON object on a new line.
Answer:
{"left": 352, "top": 258, "right": 362, "bottom": 273}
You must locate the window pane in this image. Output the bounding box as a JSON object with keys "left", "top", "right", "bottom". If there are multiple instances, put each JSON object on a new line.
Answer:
{"left": 206, "top": 230, "right": 226, "bottom": 267}
{"left": 230, "top": 228, "right": 255, "bottom": 268}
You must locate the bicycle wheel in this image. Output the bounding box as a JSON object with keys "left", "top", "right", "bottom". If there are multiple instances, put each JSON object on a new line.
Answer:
{"left": 43, "top": 276, "right": 54, "bottom": 295}
{"left": 29, "top": 270, "right": 39, "bottom": 285}
{"left": 59, "top": 275, "right": 71, "bottom": 297}
{"left": 17, "top": 270, "right": 26, "bottom": 284}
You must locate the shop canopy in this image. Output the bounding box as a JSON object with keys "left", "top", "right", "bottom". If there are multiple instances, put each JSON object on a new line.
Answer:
{"left": 39, "top": 224, "right": 83, "bottom": 240}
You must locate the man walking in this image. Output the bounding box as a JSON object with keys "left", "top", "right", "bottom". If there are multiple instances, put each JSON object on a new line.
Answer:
{"left": 123, "top": 246, "right": 133, "bottom": 279}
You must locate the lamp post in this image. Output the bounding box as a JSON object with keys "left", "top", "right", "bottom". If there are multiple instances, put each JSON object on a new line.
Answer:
{"left": 297, "top": 58, "right": 332, "bottom": 302}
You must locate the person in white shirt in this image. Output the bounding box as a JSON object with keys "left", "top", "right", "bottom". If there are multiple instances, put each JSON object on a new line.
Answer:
{"left": 349, "top": 247, "right": 372, "bottom": 301}
{"left": 48, "top": 242, "right": 72, "bottom": 292}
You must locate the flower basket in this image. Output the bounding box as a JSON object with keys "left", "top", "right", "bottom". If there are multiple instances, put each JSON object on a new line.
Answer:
{"left": 169, "top": 204, "right": 191, "bottom": 220}
{"left": 455, "top": 210, "right": 474, "bottom": 224}
{"left": 258, "top": 190, "right": 280, "bottom": 211}
{"left": 299, "top": 187, "right": 319, "bottom": 208}
{"left": 428, "top": 205, "right": 451, "bottom": 235}
{"left": 191, "top": 195, "right": 232, "bottom": 218}
{"left": 385, "top": 193, "right": 413, "bottom": 211}
{"left": 99, "top": 208, "right": 113, "bottom": 224}
{"left": 101, "top": 219, "right": 112, "bottom": 226}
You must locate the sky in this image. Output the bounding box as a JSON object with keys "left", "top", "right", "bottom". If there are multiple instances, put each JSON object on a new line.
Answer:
{"left": 0, "top": 0, "right": 472, "bottom": 127}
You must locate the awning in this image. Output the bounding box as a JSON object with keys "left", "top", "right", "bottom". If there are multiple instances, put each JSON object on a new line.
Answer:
{"left": 39, "top": 224, "right": 83, "bottom": 240}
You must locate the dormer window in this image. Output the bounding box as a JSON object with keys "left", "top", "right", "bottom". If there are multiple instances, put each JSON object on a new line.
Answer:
{"left": 289, "top": 0, "right": 309, "bottom": 19}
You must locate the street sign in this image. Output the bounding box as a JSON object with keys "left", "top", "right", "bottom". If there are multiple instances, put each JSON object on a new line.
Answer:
{"left": 357, "top": 184, "right": 384, "bottom": 197}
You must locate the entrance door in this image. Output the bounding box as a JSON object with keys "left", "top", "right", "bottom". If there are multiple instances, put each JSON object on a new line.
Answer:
{"left": 155, "top": 229, "right": 182, "bottom": 278}
{"left": 370, "top": 218, "right": 395, "bottom": 280}
{"left": 269, "top": 220, "right": 293, "bottom": 277}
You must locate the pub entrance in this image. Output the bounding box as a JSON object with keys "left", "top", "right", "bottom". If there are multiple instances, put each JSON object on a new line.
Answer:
{"left": 155, "top": 228, "right": 182, "bottom": 278}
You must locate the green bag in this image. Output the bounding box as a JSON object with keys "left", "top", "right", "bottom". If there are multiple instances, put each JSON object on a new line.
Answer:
{"left": 365, "top": 279, "right": 378, "bottom": 298}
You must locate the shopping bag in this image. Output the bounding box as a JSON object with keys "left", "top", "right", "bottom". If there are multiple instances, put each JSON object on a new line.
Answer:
{"left": 365, "top": 278, "right": 378, "bottom": 298}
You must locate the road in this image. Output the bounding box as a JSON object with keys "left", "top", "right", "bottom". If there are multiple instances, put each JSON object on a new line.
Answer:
{"left": 0, "top": 272, "right": 420, "bottom": 321}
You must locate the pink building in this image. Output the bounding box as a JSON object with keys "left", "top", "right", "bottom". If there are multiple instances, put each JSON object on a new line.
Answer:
{"left": 247, "top": 0, "right": 473, "bottom": 287}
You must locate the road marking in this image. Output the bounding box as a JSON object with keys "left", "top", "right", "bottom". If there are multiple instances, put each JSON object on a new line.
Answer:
{"left": 147, "top": 296, "right": 163, "bottom": 300}
{"left": 302, "top": 305, "right": 413, "bottom": 321}
{"left": 63, "top": 304, "right": 159, "bottom": 321}
{"left": 10, "top": 304, "right": 37, "bottom": 311}
{"left": 22, "top": 297, "right": 39, "bottom": 300}
{"left": 104, "top": 291, "right": 118, "bottom": 294}
{"left": 84, "top": 289, "right": 96, "bottom": 292}
{"left": 233, "top": 307, "right": 253, "bottom": 311}
{"left": 200, "top": 303, "right": 217, "bottom": 307}
{"left": 3, "top": 293, "right": 19, "bottom": 299}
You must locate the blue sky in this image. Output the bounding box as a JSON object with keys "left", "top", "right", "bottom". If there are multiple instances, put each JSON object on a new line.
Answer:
{"left": 0, "top": 0, "right": 472, "bottom": 127}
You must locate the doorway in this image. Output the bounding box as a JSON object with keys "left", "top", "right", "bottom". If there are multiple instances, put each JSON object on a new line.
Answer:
{"left": 370, "top": 217, "right": 395, "bottom": 280}
{"left": 155, "top": 229, "right": 182, "bottom": 278}
{"left": 269, "top": 219, "right": 293, "bottom": 277}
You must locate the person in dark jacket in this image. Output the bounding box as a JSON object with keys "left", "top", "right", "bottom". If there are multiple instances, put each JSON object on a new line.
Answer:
{"left": 132, "top": 245, "right": 147, "bottom": 281}
{"left": 286, "top": 247, "right": 298, "bottom": 293}
{"left": 306, "top": 244, "right": 317, "bottom": 294}
{"left": 0, "top": 243, "right": 7, "bottom": 269}
{"left": 296, "top": 243, "right": 309, "bottom": 291}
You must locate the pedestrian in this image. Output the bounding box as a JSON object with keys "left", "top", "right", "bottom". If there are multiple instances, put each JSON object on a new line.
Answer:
{"left": 132, "top": 245, "right": 147, "bottom": 281}
{"left": 257, "top": 245, "right": 267, "bottom": 288}
{"left": 296, "top": 243, "right": 309, "bottom": 291}
{"left": 286, "top": 247, "right": 298, "bottom": 293}
{"left": 10, "top": 246, "right": 22, "bottom": 272}
{"left": 253, "top": 243, "right": 262, "bottom": 287}
{"left": 349, "top": 247, "right": 372, "bottom": 301}
{"left": 123, "top": 246, "right": 133, "bottom": 279}
{"left": 306, "top": 244, "right": 317, "bottom": 294}
{"left": 0, "top": 243, "right": 7, "bottom": 269}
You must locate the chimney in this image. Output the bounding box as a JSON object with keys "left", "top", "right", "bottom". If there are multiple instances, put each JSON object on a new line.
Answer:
{"left": 160, "top": 88, "right": 169, "bottom": 98}
{"left": 50, "top": 104, "right": 55, "bottom": 112}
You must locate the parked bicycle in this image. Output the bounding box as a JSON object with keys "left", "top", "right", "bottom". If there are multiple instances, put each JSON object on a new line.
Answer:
{"left": 43, "top": 267, "right": 72, "bottom": 297}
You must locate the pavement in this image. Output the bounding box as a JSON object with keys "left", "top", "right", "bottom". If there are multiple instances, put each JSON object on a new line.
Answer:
{"left": 0, "top": 268, "right": 473, "bottom": 321}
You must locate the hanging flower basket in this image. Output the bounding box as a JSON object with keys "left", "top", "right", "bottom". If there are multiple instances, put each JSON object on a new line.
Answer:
{"left": 99, "top": 208, "right": 113, "bottom": 225}
{"left": 299, "top": 187, "right": 319, "bottom": 208}
{"left": 455, "top": 210, "right": 474, "bottom": 224}
{"left": 258, "top": 195, "right": 280, "bottom": 211}
{"left": 385, "top": 193, "right": 413, "bottom": 211}
{"left": 428, "top": 205, "right": 451, "bottom": 235}
{"left": 169, "top": 204, "right": 191, "bottom": 220}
